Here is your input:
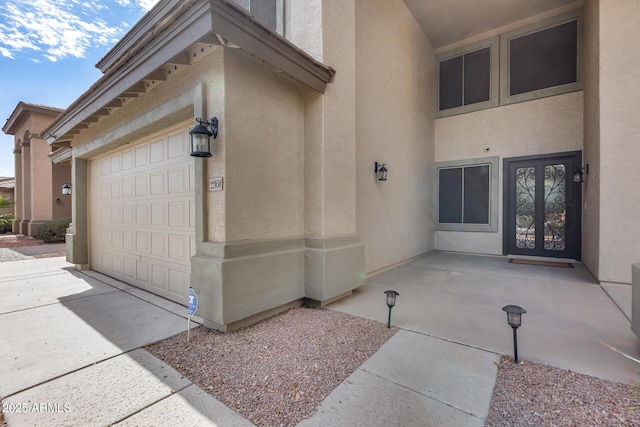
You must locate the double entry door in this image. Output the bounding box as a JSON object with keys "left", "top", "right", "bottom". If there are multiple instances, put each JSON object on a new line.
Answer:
{"left": 504, "top": 152, "right": 582, "bottom": 260}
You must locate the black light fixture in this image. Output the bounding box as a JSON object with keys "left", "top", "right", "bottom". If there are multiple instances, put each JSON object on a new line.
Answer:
{"left": 384, "top": 290, "right": 399, "bottom": 328}
{"left": 573, "top": 164, "right": 589, "bottom": 183}
{"left": 56, "top": 198, "right": 61, "bottom": 205}
{"left": 502, "top": 305, "right": 526, "bottom": 363}
{"left": 189, "top": 117, "right": 218, "bottom": 157}
{"left": 375, "top": 161, "right": 388, "bottom": 181}
{"left": 61, "top": 183, "right": 72, "bottom": 196}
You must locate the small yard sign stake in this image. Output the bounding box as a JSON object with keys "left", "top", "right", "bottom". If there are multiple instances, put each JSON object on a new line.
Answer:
{"left": 187, "top": 287, "right": 198, "bottom": 344}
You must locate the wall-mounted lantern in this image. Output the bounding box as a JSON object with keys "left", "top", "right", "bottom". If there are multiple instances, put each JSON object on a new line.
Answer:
{"left": 62, "top": 183, "right": 72, "bottom": 196}
{"left": 502, "top": 304, "right": 526, "bottom": 363}
{"left": 573, "top": 164, "right": 589, "bottom": 183}
{"left": 189, "top": 117, "right": 218, "bottom": 157}
{"left": 375, "top": 162, "right": 388, "bottom": 181}
{"left": 384, "top": 290, "right": 399, "bottom": 328}
{"left": 56, "top": 198, "right": 61, "bottom": 205}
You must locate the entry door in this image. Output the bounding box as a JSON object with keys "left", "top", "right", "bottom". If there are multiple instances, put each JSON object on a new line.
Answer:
{"left": 504, "top": 152, "right": 582, "bottom": 260}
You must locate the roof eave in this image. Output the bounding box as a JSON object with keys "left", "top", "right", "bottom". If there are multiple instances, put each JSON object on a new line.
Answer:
{"left": 44, "top": 0, "right": 334, "bottom": 146}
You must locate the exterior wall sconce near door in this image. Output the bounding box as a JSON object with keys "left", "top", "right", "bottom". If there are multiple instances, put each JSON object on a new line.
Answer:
{"left": 56, "top": 198, "right": 61, "bottom": 205}
{"left": 189, "top": 117, "right": 218, "bottom": 157}
{"left": 374, "top": 161, "right": 388, "bottom": 181}
{"left": 573, "top": 164, "right": 589, "bottom": 183}
{"left": 61, "top": 183, "right": 72, "bottom": 195}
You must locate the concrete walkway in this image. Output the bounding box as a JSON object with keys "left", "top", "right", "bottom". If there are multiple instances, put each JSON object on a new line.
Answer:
{"left": 0, "top": 257, "right": 251, "bottom": 427}
{"left": 1, "top": 252, "right": 638, "bottom": 426}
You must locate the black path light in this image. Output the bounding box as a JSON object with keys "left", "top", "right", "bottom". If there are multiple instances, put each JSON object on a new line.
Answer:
{"left": 502, "top": 305, "right": 526, "bottom": 363}
{"left": 384, "top": 290, "right": 399, "bottom": 328}
{"left": 189, "top": 117, "right": 218, "bottom": 157}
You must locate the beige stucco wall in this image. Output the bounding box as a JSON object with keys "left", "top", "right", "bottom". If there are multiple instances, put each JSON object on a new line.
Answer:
{"left": 8, "top": 110, "right": 68, "bottom": 235}
{"left": 289, "top": 0, "right": 358, "bottom": 238}
{"left": 355, "top": 0, "right": 435, "bottom": 273}
{"left": 582, "top": 0, "right": 600, "bottom": 279}
{"left": 223, "top": 49, "right": 305, "bottom": 242}
{"left": 597, "top": 0, "right": 640, "bottom": 284}
{"left": 435, "top": 91, "right": 584, "bottom": 254}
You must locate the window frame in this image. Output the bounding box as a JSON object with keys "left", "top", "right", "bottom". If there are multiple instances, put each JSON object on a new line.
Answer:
{"left": 234, "top": 0, "right": 285, "bottom": 35}
{"left": 434, "top": 156, "right": 499, "bottom": 232}
{"left": 435, "top": 37, "right": 500, "bottom": 118}
{"left": 500, "top": 10, "right": 583, "bottom": 106}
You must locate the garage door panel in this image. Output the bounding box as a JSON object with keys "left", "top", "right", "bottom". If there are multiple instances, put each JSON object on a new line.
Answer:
{"left": 136, "top": 260, "right": 150, "bottom": 283}
{"left": 168, "top": 234, "right": 187, "bottom": 261}
{"left": 151, "top": 233, "right": 166, "bottom": 257}
{"left": 150, "top": 138, "right": 165, "bottom": 163}
{"left": 122, "top": 148, "right": 134, "bottom": 170}
{"left": 123, "top": 257, "right": 135, "bottom": 279}
{"left": 111, "top": 155, "right": 122, "bottom": 173}
{"left": 90, "top": 123, "right": 194, "bottom": 305}
{"left": 151, "top": 264, "right": 167, "bottom": 290}
{"left": 123, "top": 204, "right": 135, "bottom": 224}
{"left": 111, "top": 205, "right": 122, "bottom": 224}
{"left": 123, "top": 230, "right": 135, "bottom": 251}
{"left": 150, "top": 171, "right": 165, "bottom": 195}
{"left": 111, "top": 229, "right": 122, "bottom": 249}
{"left": 168, "top": 132, "right": 186, "bottom": 158}
{"left": 151, "top": 203, "right": 165, "bottom": 226}
{"left": 122, "top": 177, "right": 134, "bottom": 198}
{"left": 169, "top": 269, "right": 188, "bottom": 298}
{"left": 168, "top": 166, "right": 188, "bottom": 194}
{"left": 135, "top": 145, "right": 148, "bottom": 167}
{"left": 135, "top": 175, "right": 148, "bottom": 197}
{"left": 168, "top": 201, "right": 188, "bottom": 227}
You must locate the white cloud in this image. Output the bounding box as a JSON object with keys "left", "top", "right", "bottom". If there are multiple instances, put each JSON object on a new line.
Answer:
{"left": 137, "top": 0, "right": 159, "bottom": 11}
{"left": 0, "top": 0, "right": 150, "bottom": 61}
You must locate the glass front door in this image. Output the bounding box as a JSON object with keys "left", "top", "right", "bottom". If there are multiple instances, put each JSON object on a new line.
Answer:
{"left": 505, "top": 152, "right": 582, "bottom": 259}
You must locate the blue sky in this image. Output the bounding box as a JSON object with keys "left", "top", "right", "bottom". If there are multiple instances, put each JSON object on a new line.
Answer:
{"left": 0, "top": 0, "right": 158, "bottom": 178}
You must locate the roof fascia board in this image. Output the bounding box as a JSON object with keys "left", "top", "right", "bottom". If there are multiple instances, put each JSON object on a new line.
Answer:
{"left": 211, "top": 0, "right": 334, "bottom": 93}
{"left": 96, "top": 0, "right": 182, "bottom": 72}
{"left": 45, "top": 2, "right": 214, "bottom": 144}
{"left": 45, "top": 0, "right": 333, "bottom": 145}
{"left": 49, "top": 147, "right": 73, "bottom": 164}
{"left": 3, "top": 102, "right": 62, "bottom": 134}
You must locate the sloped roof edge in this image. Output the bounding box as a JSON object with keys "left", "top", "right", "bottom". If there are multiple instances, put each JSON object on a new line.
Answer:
{"left": 2, "top": 102, "right": 64, "bottom": 135}
{"left": 43, "top": 0, "right": 334, "bottom": 146}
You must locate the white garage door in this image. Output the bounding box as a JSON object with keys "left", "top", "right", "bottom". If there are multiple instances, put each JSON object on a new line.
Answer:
{"left": 89, "top": 123, "right": 195, "bottom": 304}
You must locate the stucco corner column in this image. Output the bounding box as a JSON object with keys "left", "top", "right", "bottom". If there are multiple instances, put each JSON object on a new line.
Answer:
{"left": 304, "top": 234, "right": 364, "bottom": 305}
{"left": 66, "top": 157, "right": 89, "bottom": 269}
{"left": 295, "top": 0, "right": 364, "bottom": 306}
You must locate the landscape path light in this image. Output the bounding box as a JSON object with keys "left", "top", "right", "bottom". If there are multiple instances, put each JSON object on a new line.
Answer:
{"left": 384, "top": 290, "right": 399, "bottom": 328}
{"left": 502, "top": 304, "right": 526, "bottom": 363}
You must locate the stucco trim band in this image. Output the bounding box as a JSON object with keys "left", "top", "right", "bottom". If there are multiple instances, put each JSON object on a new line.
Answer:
{"left": 191, "top": 234, "right": 365, "bottom": 330}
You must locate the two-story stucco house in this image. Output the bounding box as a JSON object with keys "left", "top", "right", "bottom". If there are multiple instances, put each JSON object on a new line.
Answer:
{"left": 3, "top": 102, "right": 71, "bottom": 236}
{"left": 41, "top": 0, "right": 640, "bottom": 331}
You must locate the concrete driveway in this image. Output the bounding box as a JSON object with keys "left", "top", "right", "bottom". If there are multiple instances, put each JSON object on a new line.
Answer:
{"left": 0, "top": 257, "right": 251, "bottom": 426}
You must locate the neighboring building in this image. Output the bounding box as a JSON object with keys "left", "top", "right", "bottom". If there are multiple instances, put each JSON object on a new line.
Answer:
{"left": 40, "top": 0, "right": 639, "bottom": 331}
{"left": 2, "top": 102, "right": 71, "bottom": 236}
{"left": 0, "top": 177, "right": 15, "bottom": 216}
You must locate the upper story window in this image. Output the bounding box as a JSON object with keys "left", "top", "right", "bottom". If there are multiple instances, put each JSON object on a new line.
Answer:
{"left": 234, "top": 0, "right": 284, "bottom": 35}
{"left": 436, "top": 38, "right": 499, "bottom": 118}
{"left": 501, "top": 12, "right": 582, "bottom": 105}
{"left": 436, "top": 10, "right": 582, "bottom": 117}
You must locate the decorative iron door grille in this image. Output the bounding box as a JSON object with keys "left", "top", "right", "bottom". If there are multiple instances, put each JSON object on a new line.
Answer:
{"left": 504, "top": 152, "right": 582, "bottom": 260}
